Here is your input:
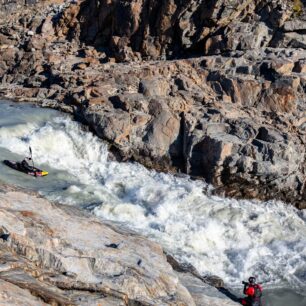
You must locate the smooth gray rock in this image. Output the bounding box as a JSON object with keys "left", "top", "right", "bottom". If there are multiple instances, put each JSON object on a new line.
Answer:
{"left": 0, "top": 185, "right": 198, "bottom": 306}
{"left": 284, "top": 20, "right": 306, "bottom": 32}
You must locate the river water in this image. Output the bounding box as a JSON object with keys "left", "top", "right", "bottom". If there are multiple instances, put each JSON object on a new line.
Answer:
{"left": 0, "top": 100, "right": 305, "bottom": 305}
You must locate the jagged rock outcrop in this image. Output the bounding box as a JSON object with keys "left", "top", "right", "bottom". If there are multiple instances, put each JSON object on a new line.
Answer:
{"left": 0, "top": 183, "right": 239, "bottom": 306}
{"left": 75, "top": 0, "right": 301, "bottom": 61}
{"left": 0, "top": 0, "right": 305, "bottom": 207}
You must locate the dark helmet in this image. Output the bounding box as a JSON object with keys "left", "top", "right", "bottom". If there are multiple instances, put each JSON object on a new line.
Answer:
{"left": 249, "top": 276, "right": 256, "bottom": 284}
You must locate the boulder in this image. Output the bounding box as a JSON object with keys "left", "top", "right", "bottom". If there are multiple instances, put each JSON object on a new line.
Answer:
{"left": 139, "top": 78, "right": 171, "bottom": 97}
{"left": 144, "top": 105, "right": 180, "bottom": 158}
{"left": 271, "top": 59, "right": 294, "bottom": 75}
{"left": 84, "top": 108, "right": 132, "bottom": 145}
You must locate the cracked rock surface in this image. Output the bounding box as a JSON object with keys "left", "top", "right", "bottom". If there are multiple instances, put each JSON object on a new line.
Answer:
{"left": 0, "top": 183, "right": 240, "bottom": 306}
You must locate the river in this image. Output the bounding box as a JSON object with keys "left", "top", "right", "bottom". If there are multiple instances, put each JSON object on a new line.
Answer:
{"left": 0, "top": 100, "right": 305, "bottom": 305}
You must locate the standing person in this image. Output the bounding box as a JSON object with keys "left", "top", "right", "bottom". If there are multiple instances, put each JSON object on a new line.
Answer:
{"left": 241, "top": 277, "right": 263, "bottom": 306}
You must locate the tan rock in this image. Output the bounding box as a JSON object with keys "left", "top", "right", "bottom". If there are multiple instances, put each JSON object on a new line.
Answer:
{"left": 144, "top": 107, "right": 180, "bottom": 157}
{"left": 84, "top": 56, "right": 100, "bottom": 65}
{"left": 75, "top": 62, "right": 88, "bottom": 70}
{"left": 222, "top": 95, "right": 232, "bottom": 103}
{"left": 41, "top": 16, "right": 55, "bottom": 39}
{"left": 108, "top": 57, "right": 116, "bottom": 63}
{"left": 0, "top": 279, "right": 48, "bottom": 306}
{"left": 271, "top": 60, "right": 294, "bottom": 75}
{"left": 263, "top": 86, "right": 297, "bottom": 113}
{"left": 139, "top": 78, "right": 171, "bottom": 97}
{"left": 132, "top": 113, "right": 151, "bottom": 126}
{"left": 0, "top": 185, "right": 196, "bottom": 306}
{"left": 88, "top": 97, "right": 107, "bottom": 105}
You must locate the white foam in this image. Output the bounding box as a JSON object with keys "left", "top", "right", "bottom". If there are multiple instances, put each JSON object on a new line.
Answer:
{"left": 0, "top": 102, "right": 305, "bottom": 292}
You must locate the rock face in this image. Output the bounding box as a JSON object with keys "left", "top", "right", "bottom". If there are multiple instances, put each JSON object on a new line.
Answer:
{"left": 0, "top": 0, "right": 305, "bottom": 207}
{"left": 0, "top": 183, "right": 240, "bottom": 306}
{"left": 76, "top": 0, "right": 292, "bottom": 60}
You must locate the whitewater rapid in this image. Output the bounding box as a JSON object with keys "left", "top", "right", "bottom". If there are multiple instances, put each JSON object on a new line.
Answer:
{"left": 0, "top": 101, "right": 305, "bottom": 297}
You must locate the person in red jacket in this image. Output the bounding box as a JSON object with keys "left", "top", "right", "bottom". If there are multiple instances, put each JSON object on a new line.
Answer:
{"left": 241, "top": 277, "right": 263, "bottom": 306}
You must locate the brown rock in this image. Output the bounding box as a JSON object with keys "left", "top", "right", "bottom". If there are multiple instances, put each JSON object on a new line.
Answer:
{"left": 55, "top": 4, "right": 80, "bottom": 38}
{"left": 262, "top": 78, "right": 299, "bottom": 112}
{"left": 88, "top": 97, "right": 107, "bottom": 105}
{"left": 75, "top": 62, "right": 88, "bottom": 70}
{"left": 271, "top": 59, "right": 294, "bottom": 75}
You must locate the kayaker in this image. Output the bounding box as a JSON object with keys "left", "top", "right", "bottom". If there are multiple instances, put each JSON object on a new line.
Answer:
{"left": 241, "top": 277, "right": 263, "bottom": 306}
{"left": 20, "top": 156, "right": 33, "bottom": 172}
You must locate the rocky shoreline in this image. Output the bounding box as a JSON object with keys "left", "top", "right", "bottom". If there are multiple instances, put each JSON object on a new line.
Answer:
{"left": 0, "top": 182, "right": 239, "bottom": 306}
{"left": 0, "top": 1, "right": 305, "bottom": 304}
{"left": 0, "top": 0, "right": 305, "bottom": 208}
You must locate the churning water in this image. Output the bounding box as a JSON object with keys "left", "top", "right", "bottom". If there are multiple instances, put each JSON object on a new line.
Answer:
{"left": 0, "top": 100, "right": 305, "bottom": 304}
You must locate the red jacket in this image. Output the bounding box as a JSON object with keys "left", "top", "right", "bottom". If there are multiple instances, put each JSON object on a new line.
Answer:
{"left": 244, "top": 283, "right": 263, "bottom": 298}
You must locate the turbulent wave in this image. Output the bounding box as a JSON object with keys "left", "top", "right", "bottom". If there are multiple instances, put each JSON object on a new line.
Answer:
{"left": 0, "top": 101, "right": 305, "bottom": 292}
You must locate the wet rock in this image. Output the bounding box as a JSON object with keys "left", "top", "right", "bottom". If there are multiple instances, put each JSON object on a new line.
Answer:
{"left": 202, "top": 275, "right": 225, "bottom": 288}
{"left": 166, "top": 255, "right": 237, "bottom": 305}
{"left": 177, "top": 273, "right": 239, "bottom": 306}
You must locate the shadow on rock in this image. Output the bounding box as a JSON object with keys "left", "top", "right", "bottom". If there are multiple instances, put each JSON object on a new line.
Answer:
{"left": 218, "top": 287, "right": 242, "bottom": 304}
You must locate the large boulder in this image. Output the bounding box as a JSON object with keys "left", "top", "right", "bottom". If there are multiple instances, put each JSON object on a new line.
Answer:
{"left": 143, "top": 102, "right": 180, "bottom": 158}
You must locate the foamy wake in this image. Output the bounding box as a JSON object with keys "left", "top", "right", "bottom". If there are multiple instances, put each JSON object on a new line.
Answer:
{"left": 0, "top": 102, "right": 305, "bottom": 292}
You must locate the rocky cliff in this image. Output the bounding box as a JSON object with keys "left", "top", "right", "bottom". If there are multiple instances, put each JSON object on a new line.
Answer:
{"left": 0, "top": 0, "right": 305, "bottom": 207}
{"left": 0, "top": 183, "right": 239, "bottom": 306}
{"left": 75, "top": 0, "right": 305, "bottom": 60}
